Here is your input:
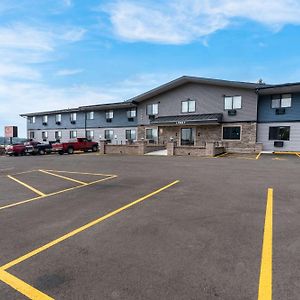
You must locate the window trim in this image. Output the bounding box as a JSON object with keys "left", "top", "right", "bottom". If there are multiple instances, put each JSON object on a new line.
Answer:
{"left": 70, "top": 112, "right": 77, "bottom": 122}
{"left": 55, "top": 131, "right": 62, "bottom": 140}
{"left": 271, "top": 94, "right": 292, "bottom": 109}
{"left": 146, "top": 103, "right": 159, "bottom": 115}
{"left": 127, "top": 108, "right": 137, "bottom": 118}
{"left": 224, "top": 95, "right": 242, "bottom": 110}
{"left": 106, "top": 110, "right": 114, "bottom": 119}
{"left": 268, "top": 126, "right": 290, "bottom": 141}
{"left": 104, "top": 129, "right": 114, "bottom": 140}
{"left": 125, "top": 129, "right": 136, "bottom": 140}
{"left": 55, "top": 114, "right": 62, "bottom": 122}
{"left": 180, "top": 127, "right": 195, "bottom": 146}
{"left": 181, "top": 99, "right": 196, "bottom": 113}
{"left": 87, "top": 111, "right": 94, "bottom": 120}
{"left": 70, "top": 130, "right": 77, "bottom": 139}
{"left": 145, "top": 128, "right": 158, "bottom": 140}
{"left": 221, "top": 125, "right": 242, "bottom": 141}
{"left": 29, "top": 116, "right": 36, "bottom": 124}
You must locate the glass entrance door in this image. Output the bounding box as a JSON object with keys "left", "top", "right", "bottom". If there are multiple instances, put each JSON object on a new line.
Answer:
{"left": 181, "top": 128, "right": 194, "bottom": 145}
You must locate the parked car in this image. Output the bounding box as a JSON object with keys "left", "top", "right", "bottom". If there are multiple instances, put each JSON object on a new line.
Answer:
{"left": 52, "top": 138, "right": 99, "bottom": 155}
{"left": 5, "top": 144, "right": 26, "bottom": 156}
{"left": 24, "top": 140, "right": 54, "bottom": 155}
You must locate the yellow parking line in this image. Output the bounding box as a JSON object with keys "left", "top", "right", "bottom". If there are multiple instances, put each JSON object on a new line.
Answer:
{"left": 39, "top": 169, "right": 87, "bottom": 185}
{"left": 256, "top": 152, "right": 262, "bottom": 160}
{"left": 0, "top": 175, "right": 117, "bottom": 211}
{"left": 0, "top": 270, "right": 53, "bottom": 300}
{"left": 43, "top": 169, "right": 115, "bottom": 177}
{"left": 7, "top": 175, "right": 46, "bottom": 197}
{"left": 1, "top": 180, "right": 179, "bottom": 271}
{"left": 215, "top": 152, "right": 228, "bottom": 158}
{"left": 296, "top": 153, "right": 300, "bottom": 158}
{"left": 258, "top": 188, "right": 273, "bottom": 300}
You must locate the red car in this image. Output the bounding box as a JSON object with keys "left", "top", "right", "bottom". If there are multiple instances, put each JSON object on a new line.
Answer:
{"left": 5, "top": 144, "right": 26, "bottom": 156}
{"left": 52, "top": 138, "right": 98, "bottom": 155}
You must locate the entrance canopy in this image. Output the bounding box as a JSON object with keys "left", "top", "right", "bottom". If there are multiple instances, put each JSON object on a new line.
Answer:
{"left": 150, "top": 113, "right": 222, "bottom": 126}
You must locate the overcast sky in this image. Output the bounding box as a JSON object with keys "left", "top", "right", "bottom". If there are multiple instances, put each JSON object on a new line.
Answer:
{"left": 1, "top": 0, "right": 300, "bottom": 137}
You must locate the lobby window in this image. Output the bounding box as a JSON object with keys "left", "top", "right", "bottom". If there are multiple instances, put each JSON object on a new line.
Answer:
{"left": 70, "top": 113, "right": 77, "bottom": 124}
{"left": 106, "top": 110, "right": 113, "bottom": 122}
{"left": 105, "top": 130, "right": 113, "bottom": 141}
{"left": 29, "top": 116, "right": 35, "bottom": 124}
{"left": 42, "top": 131, "right": 48, "bottom": 140}
{"left": 126, "top": 129, "right": 136, "bottom": 140}
{"left": 55, "top": 114, "right": 61, "bottom": 124}
{"left": 29, "top": 131, "right": 35, "bottom": 139}
{"left": 42, "top": 115, "right": 48, "bottom": 125}
{"left": 181, "top": 128, "right": 194, "bottom": 145}
{"left": 224, "top": 96, "right": 242, "bottom": 110}
{"left": 269, "top": 126, "right": 290, "bottom": 141}
{"left": 146, "top": 128, "right": 158, "bottom": 140}
{"left": 55, "top": 131, "right": 62, "bottom": 140}
{"left": 223, "top": 126, "right": 241, "bottom": 140}
{"left": 147, "top": 103, "right": 158, "bottom": 115}
{"left": 87, "top": 111, "right": 94, "bottom": 120}
{"left": 127, "top": 108, "right": 136, "bottom": 120}
{"left": 181, "top": 99, "right": 196, "bottom": 113}
{"left": 271, "top": 94, "right": 292, "bottom": 108}
{"left": 70, "top": 130, "right": 77, "bottom": 139}
{"left": 86, "top": 130, "right": 94, "bottom": 139}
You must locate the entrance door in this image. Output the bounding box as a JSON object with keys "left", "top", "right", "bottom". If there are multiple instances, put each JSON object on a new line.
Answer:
{"left": 181, "top": 128, "right": 194, "bottom": 145}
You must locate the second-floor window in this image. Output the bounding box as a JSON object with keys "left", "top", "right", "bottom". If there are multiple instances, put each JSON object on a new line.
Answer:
{"left": 105, "top": 130, "right": 113, "bottom": 140}
{"left": 127, "top": 108, "right": 136, "bottom": 118}
{"left": 181, "top": 99, "right": 196, "bottom": 113}
{"left": 70, "top": 113, "right": 77, "bottom": 123}
{"left": 106, "top": 110, "right": 113, "bottom": 121}
{"left": 147, "top": 103, "right": 158, "bottom": 115}
{"left": 42, "top": 115, "right": 48, "bottom": 125}
{"left": 42, "top": 131, "right": 48, "bottom": 140}
{"left": 87, "top": 111, "right": 94, "bottom": 120}
{"left": 55, "top": 114, "right": 61, "bottom": 124}
{"left": 126, "top": 129, "right": 136, "bottom": 140}
{"left": 224, "top": 96, "right": 242, "bottom": 110}
{"left": 70, "top": 130, "right": 77, "bottom": 138}
{"left": 271, "top": 94, "right": 292, "bottom": 108}
{"left": 29, "top": 116, "right": 35, "bottom": 124}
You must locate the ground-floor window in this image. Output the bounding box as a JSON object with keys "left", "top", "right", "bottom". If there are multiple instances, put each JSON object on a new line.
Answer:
{"left": 42, "top": 131, "right": 48, "bottom": 141}
{"left": 146, "top": 128, "right": 158, "bottom": 141}
{"left": 269, "top": 126, "right": 290, "bottom": 141}
{"left": 86, "top": 130, "right": 94, "bottom": 140}
{"left": 29, "top": 131, "right": 35, "bottom": 139}
{"left": 105, "top": 130, "right": 114, "bottom": 142}
{"left": 70, "top": 130, "right": 77, "bottom": 139}
{"left": 222, "top": 126, "right": 241, "bottom": 140}
{"left": 55, "top": 131, "right": 62, "bottom": 140}
{"left": 126, "top": 129, "right": 136, "bottom": 140}
{"left": 181, "top": 128, "right": 194, "bottom": 145}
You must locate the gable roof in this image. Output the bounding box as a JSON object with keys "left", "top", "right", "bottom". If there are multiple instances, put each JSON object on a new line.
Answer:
{"left": 127, "top": 76, "right": 269, "bottom": 103}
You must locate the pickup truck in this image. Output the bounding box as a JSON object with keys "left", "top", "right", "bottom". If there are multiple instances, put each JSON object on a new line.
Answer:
{"left": 52, "top": 138, "right": 98, "bottom": 155}
{"left": 5, "top": 144, "right": 26, "bottom": 156}
{"left": 24, "top": 140, "right": 54, "bottom": 155}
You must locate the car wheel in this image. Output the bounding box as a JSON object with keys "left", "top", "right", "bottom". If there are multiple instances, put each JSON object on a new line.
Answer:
{"left": 39, "top": 149, "right": 45, "bottom": 155}
{"left": 92, "top": 145, "right": 98, "bottom": 152}
{"left": 67, "top": 147, "right": 74, "bottom": 154}
{"left": 58, "top": 150, "right": 64, "bottom": 155}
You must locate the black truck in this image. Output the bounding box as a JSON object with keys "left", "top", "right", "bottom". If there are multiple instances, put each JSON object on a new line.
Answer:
{"left": 24, "top": 140, "right": 54, "bottom": 155}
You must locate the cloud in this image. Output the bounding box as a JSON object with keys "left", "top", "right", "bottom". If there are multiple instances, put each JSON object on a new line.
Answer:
{"left": 55, "top": 69, "right": 83, "bottom": 76}
{"left": 104, "top": 0, "right": 300, "bottom": 44}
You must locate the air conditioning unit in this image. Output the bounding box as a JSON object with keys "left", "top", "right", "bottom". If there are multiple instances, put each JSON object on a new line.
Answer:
{"left": 56, "top": 121, "right": 61, "bottom": 125}
{"left": 276, "top": 108, "right": 285, "bottom": 115}
{"left": 106, "top": 118, "right": 112, "bottom": 123}
{"left": 149, "top": 115, "right": 155, "bottom": 121}
{"left": 71, "top": 120, "right": 76, "bottom": 124}
{"left": 274, "top": 141, "right": 284, "bottom": 147}
{"left": 42, "top": 122, "right": 48, "bottom": 126}
{"left": 228, "top": 110, "right": 237, "bottom": 116}
{"left": 128, "top": 117, "right": 134, "bottom": 122}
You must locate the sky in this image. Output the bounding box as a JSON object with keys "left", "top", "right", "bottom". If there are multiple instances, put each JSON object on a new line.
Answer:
{"left": 1, "top": 0, "right": 300, "bottom": 137}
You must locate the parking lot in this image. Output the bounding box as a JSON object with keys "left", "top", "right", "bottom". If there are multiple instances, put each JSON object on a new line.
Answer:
{"left": 0, "top": 153, "right": 299, "bottom": 299}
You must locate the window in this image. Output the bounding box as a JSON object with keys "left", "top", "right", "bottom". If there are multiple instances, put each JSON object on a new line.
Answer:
{"left": 181, "top": 99, "right": 196, "bottom": 113}
{"left": 181, "top": 128, "right": 194, "bottom": 145}
{"left": 70, "top": 113, "right": 77, "bottom": 123}
{"left": 224, "top": 96, "right": 242, "bottom": 110}
{"left": 105, "top": 130, "right": 113, "bottom": 141}
{"left": 126, "top": 129, "right": 136, "bottom": 140}
{"left": 70, "top": 130, "right": 77, "bottom": 139}
{"left": 127, "top": 108, "right": 136, "bottom": 118}
{"left": 55, "top": 114, "right": 61, "bottom": 123}
{"left": 147, "top": 103, "right": 158, "bottom": 115}
{"left": 29, "top": 116, "right": 35, "bottom": 124}
{"left": 269, "top": 126, "right": 290, "bottom": 141}
{"left": 29, "top": 132, "right": 35, "bottom": 139}
{"left": 87, "top": 111, "right": 94, "bottom": 120}
{"left": 86, "top": 130, "right": 94, "bottom": 139}
{"left": 55, "top": 131, "right": 62, "bottom": 140}
{"left": 146, "top": 128, "right": 158, "bottom": 140}
{"left": 223, "top": 126, "right": 241, "bottom": 140}
{"left": 42, "top": 115, "right": 48, "bottom": 125}
{"left": 271, "top": 94, "right": 292, "bottom": 108}
{"left": 106, "top": 110, "right": 113, "bottom": 119}
{"left": 42, "top": 131, "right": 48, "bottom": 140}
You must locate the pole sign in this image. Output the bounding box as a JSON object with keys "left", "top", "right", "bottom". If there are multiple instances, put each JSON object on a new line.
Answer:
{"left": 4, "top": 126, "right": 18, "bottom": 138}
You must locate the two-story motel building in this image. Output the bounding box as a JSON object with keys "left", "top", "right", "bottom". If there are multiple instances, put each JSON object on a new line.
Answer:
{"left": 21, "top": 76, "right": 300, "bottom": 153}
